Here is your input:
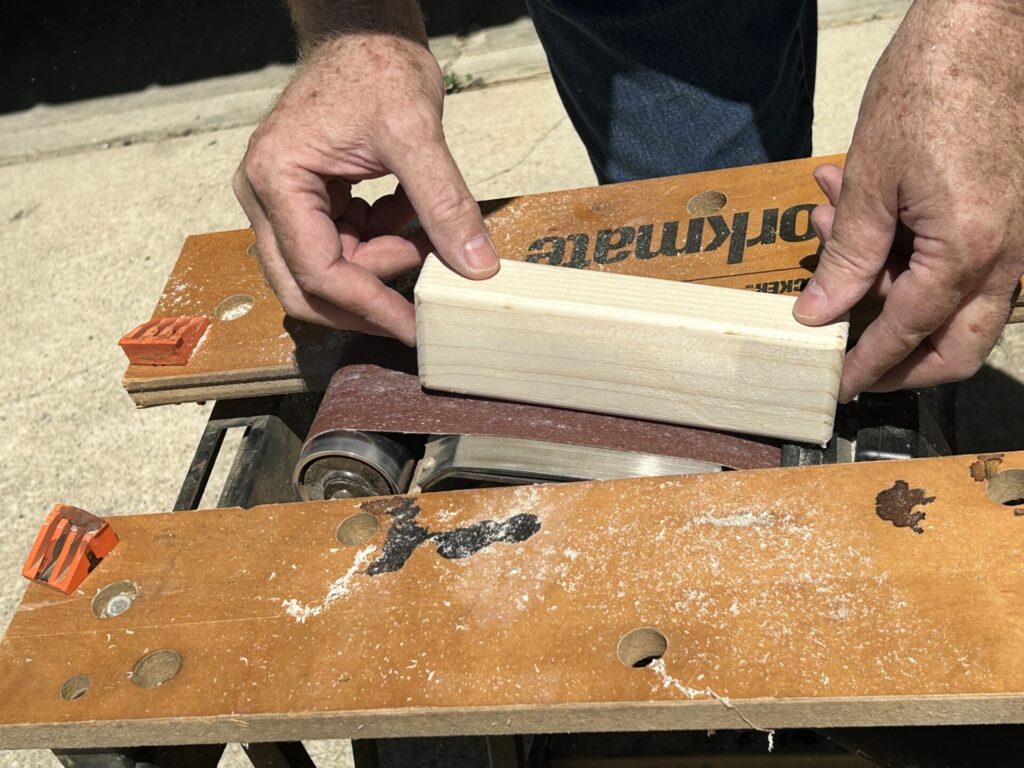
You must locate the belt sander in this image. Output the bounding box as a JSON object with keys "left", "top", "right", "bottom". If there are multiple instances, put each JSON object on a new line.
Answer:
{"left": 290, "top": 338, "right": 951, "bottom": 506}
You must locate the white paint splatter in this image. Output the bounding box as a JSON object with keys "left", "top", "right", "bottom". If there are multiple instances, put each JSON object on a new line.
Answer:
{"left": 281, "top": 545, "right": 376, "bottom": 623}
{"left": 649, "top": 659, "right": 775, "bottom": 751}
{"left": 648, "top": 658, "right": 705, "bottom": 699}
{"left": 694, "top": 511, "right": 772, "bottom": 527}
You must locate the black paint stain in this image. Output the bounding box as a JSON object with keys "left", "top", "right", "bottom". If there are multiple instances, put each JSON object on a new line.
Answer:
{"left": 359, "top": 497, "right": 541, "bottom": 576}
{"left": 362, "top": 498, "right": 431, "bottom": 576}
{"left": 969, "top": 453, "right": 1004, "bottom": 482}
{"left": 875, "top": 480, "right": 935, "bottom": 534}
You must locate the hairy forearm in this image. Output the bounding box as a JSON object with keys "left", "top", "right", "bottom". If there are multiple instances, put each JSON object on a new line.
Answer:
{"left": 286, "top": 0, "right": 427, "bottom": 52}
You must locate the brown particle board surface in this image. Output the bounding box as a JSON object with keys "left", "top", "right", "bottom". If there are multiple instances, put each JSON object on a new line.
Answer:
{"left": 122, "top": 155, "right": 1024, "bottom": 407}
{"left": 122, "top": 155, "right": 844, "bottom": 407}
{"left": 1, "top": 453, "right": 1024, "bottom": 748}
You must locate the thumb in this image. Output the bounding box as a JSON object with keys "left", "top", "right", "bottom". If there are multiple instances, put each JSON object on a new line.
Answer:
{"left": 387, "top": 131, "right": 499, "bottom": 280}
{"left": 793, "top": 158, "right": 898, "bottom": 325}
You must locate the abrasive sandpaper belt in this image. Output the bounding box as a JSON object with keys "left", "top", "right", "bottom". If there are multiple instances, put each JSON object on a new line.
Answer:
{"left": 305, "top": 363, "right": 781, "bottom": 471}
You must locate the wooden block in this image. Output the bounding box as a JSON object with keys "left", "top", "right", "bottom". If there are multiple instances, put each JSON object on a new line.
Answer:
{"left": 1, "top": 453, "right": 1023, "bottom": 748}
{"left": 415, "top": 256, "right": 848, "bottom": 444}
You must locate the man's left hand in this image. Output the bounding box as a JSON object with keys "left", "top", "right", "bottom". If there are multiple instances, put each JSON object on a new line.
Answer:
{"left": 793, "top": 0, "right": 1023, "bottom": 403}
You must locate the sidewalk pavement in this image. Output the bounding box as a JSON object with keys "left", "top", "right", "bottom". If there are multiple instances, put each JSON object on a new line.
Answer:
{"left": 2, "top": 3, "right": 1022, "bottom": 766}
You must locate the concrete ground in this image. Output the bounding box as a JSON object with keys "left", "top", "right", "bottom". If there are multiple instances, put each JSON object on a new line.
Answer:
{"left": 2, "top": 2, "right": 1022, "bottom": 766}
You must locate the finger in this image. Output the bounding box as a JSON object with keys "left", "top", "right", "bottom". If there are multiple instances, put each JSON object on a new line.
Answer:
{"left": 320, "top": 259, "right": 418, "bottom": 344}
{"left": 865, "top": 289, "right": 1011, "bottom": 391}
{"left": 348, "top": 235, "right": 428, "bottom": 280}
{"left": 336, "top": 197, "right": 371, "bottom": 262}
{"left": 812, "top": 163, "right": 844, "bottom": 207}
{"left": 810, "top": 204, "right": 835, "bottom": 242}
{"left": 384, "top": 131, "right": 499, "bottom": 279}
{"left": 241, "top": 193, "right": 392, "bottom": 337}
{"left": 326, "top": 180, "right": 353, "bottom": 220}
{"left": 868, "top": 258, "right": 901, "bottom": 299}
{"left": 262, "top": 228, "right": 415, "bottom": 343}
{"left": 257, "top": 169, "right": 418, "bottom": 343}
{"left": 837, "top": 260, "right": 976, "bottom": 402}
{"left": 340, "top": 196, "right": 371, "bottom": 234}
{"left": 794, "top": 153, "right": 898, "bottom": 326}
{"left": 368, "top": 185, "right": 418, "bottom": 236}
{"left": 810, "top": 205, "right": 900, "bottom": 302}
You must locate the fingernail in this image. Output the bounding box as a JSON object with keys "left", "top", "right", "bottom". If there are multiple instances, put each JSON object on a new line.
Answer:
{"left": 794, "top": 278, "right": 828, "bottom": 321}
{"left": 838, "top": 383, "right": 858, "bottom": 405}
{"left": 462, "top": 234, "right": 499, "bottom": 275}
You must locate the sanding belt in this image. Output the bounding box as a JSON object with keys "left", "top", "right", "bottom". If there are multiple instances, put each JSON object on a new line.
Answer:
{"left": 304, "top": 339, "right": 780, "bottom": 471}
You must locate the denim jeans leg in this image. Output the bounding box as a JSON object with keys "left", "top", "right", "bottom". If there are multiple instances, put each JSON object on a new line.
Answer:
{"left": 525, "top": 0, "right": 817, "bottom": 183}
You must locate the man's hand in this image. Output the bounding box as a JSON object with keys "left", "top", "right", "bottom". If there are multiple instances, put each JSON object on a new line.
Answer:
{"left": 793, "top": 0, "right": 1023, "bottom": 402}
{"left": 234, "top": 2, "right": 498, "bottom": 346}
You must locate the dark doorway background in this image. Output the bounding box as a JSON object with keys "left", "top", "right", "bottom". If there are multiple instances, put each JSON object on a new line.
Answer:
{"left": 0, "top": 0, "right": 529, "bottom": 115}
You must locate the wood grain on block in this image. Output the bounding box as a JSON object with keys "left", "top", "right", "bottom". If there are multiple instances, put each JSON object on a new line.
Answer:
{"left": 415, "top": 256, "right": 848, "bottom": 444}
{"left": 1, "top": 453, "right": 1023, "bottom": 748}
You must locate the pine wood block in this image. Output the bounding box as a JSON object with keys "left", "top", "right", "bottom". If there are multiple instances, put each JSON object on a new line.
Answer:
{"left": 415, "top": 256, "right": 848, "bottom": 444}
{"left": 1, "top": 453, "right": 1023, "bottom": 749}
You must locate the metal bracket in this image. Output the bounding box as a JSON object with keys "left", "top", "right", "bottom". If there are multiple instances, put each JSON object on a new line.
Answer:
{"left": 781, "top": 388, "right": 955, "bottom": 468}
{"left": 175, "top": 397, "right": 308, "bottom": 511}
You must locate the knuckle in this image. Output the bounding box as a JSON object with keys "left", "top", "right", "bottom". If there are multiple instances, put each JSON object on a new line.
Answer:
{"left": 876, "top": 312, "right": 928, "bottom": 348}
{"left": 945, "top": 350, "right": 985, "bottom": 383}
{"left": 381, "top": 107, "right": 442, "bottom": 146}
{"left": 242, "top": 133, "right": 279, "bottom": 189}
{"left": 291, "top": 269, "right": 323, "bottom": 297}
{"left": 278, "top": 295, "right": 304, "bottom": 319}
{"left": 820, "top": 239, "right": 878, "bottom": 282}
{"left": 231, "top": 165, "right": 250, "bottom": 203}
{"left": 958, "top": 212, "right": 1005, "bottom": 263}
{"left": 425, "top": 187, "right": 479, "bottom": 227}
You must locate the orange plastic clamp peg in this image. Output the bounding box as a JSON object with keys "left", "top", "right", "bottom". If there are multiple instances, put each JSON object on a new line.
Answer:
{"left": 118, "top": 315, "right": 210, "bottom": 366}
{"left": 22, "top": 504, "right": 119, "bottom": 594}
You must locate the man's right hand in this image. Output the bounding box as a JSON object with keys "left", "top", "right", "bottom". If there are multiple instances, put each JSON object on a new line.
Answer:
{"left": 234, "top": 31, "right": 499, "bottom": 346}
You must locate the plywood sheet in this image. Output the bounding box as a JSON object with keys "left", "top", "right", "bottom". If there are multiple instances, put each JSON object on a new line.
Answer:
{"left": 1, "top": 453, "right": 1023, "bottom": 749}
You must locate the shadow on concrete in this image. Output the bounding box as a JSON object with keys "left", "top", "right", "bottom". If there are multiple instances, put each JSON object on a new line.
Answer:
{"left": 0, "top": 0, "right": 528, "bottom": 115}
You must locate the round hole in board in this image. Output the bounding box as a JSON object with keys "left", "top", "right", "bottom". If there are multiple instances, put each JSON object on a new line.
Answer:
{"left": 91, "top": 580, "right": 138, "bottom": 619}
{"left": 617, "top": 627, "right": 668, "bottom": 668}
{"left": 215, "top": 294, "right": 254, "bottom": 322}
{"left": 246, "top": 242, "right": 259, "bottom": 259}
{"left": 60, "top": 675, "right": 91, "bottom": 701}
{"left": 337, "top": 512, "right": 380, "bottom": 547}
{"left": 132, "top": 649, "right": 182, "bottom": 689}
{"left": 686, "top": 190, "right": 728, "bottom": 216}
{"left": 988, "top": 469, "right": 1024, "bottom": 507}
